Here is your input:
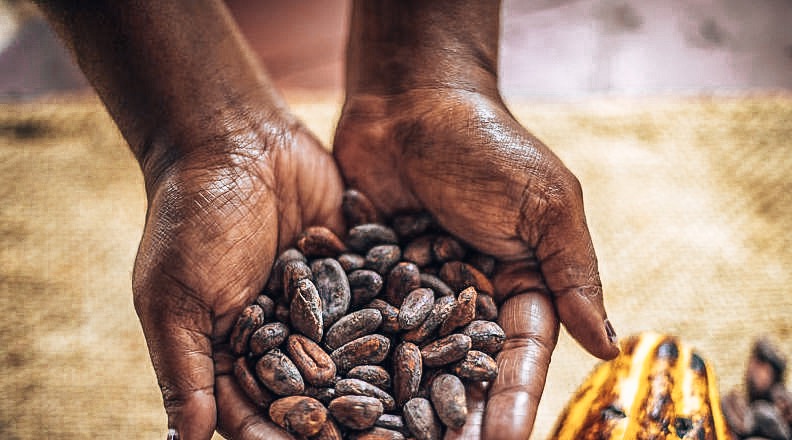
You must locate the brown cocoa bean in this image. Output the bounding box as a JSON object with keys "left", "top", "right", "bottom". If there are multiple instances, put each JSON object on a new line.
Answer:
{"left": 330, "top": 334, "right": 391, "bottom": 373}
{"left": 402, "top": 235, "right": 434, "bottom": 268}
{"left": 312, "top": 418, "right": 344, "bottom": 440}
{"left": 336, "top": 378, "right": 396, "bottom": 411}
{"left": 466, "top": 252, "right": 496, "bottom": 277}
{"left": 439, "top": 287, "right": 477, "bottom": 336}
{"left": 416, "top": 367, "right": 445, "bottom": 401}
{"left": 275, "top": 303, "right": 290, "bottom": 324}
{"left": 329, "top": 395, "right": 384, "bottom": 430}
{"left": 419, "top": 273, "right": 454, "bottom": 297}
{"left": 254, "top": 294, "right": 275, "bottom": 320}
{"left": 475, "top": 293, "right": 498, "bottom": 321}
{"left": 347, "top": 224, "right": 399, "bottom": 253}
{"left": 393, "top": 342, "right": 423, "bottom": 407}
{"left": 403, "top": 296, "right": 456, "bottom": 345}
{"left": 439, "top": 261, "right": 494, "bottom": 296}
{"left": 286, "top": 334, "right": 337, "bottom": 387}
{"left": 296, "top": 225, "right": 347, "bottom": 258}
{"left": 230, "top": 304, "right": 265, "bottom": 356}
{"left": 403, "top": 397, "right": 442, "bottom": 440}
{"left": 265, "top": 248, "right": 307, "bottom": 294}
{"left": 452, "top": 350, "right": 498, "bottom": 381}
{"left": 342, "top": 189, "right": 380, "bottom": 227}
{"left": 311, "top": 258, "right": 351, "bottom": 329}
{"left": 348, "top": 365, "right": 392, "bottom": 391}
{"left": 432, "top": 235, "right": 466, "bottom": 263}
{"left": 367, "top": 299, "right": 401, "bottom": 333}
{"left": 350, "top": 427, "right": 406, "bottom": 440}
{"left": 256, "top": 349, "right": 305, "bottom": 396}
{"left": 269, "top": 395, "right": 327, "bottom": 437}
{"left": 430, "top": 374, "right": 467, "bottom": 429}
{"left": 325, "top": 308, "right": 383, "bottom": 350}
{"left": 385, "top": 262, "right": 421, "bottom": 306}
{"left": 374, "top": 414, "right": 409, "bottom": 435}
{"left": 391, "top": 212, "right": 433, "bottom": 240}
{"left": 752, "top": 400, "right": 791, "bottom": 440}
{"left": 462, "top": 320, "right": 506, "bottom": 355}
{"left": 249, "top": 322, "right": 290, "bottom": 356}
{"left": 233, "top": 357, "right": 273, "bottom": 408}
{"left": 283, "top": 259, "right": 313, "bottom": 302}
{"left": 398, "top": 288, "right": 434, "bottom": 331}
{"left": 721, "top": 389, "right": 756, "bottom": 437}
{"left": 290, "top": 278, "right": 324, "bottom": 342}
{"left": 365, "top": 245, "right": 402, "bottom": 275}
{"left": 303, "top": 386, "right": 337, "bottom": 406}
{"left": 421, "top": 334, "right": 472, "bottom": 368}
{"left": 338, "top": 253, "right": 366, "bottom": 272}
{"left": 349, "top": 269, "right": 385, "bottom": 307}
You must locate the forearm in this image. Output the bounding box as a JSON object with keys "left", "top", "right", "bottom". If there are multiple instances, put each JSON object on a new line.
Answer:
{"left": 36, "top": 0, "right": 289, "bottom": 178}
{"left": 346, "top": 0, "right": 501, "bottom": 97}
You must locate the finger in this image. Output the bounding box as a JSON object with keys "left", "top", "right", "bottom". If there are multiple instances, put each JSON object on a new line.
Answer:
{"left": 214, "top": 352, "right": 294, "bottom": 440}
{"left": 482, "top": 292, "right": 559, "bottom": 440}
{"left": 444, "top": 381, "right": 488, "bottom": 440}
{"left": 531, "top": 180, "right": 620, "bottom": 360}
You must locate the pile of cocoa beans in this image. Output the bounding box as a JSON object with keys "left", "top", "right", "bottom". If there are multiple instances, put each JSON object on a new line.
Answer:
{"left": 722, "top": 338, "right": 792, "bottom": 440}
{"left": 229, "top": 190, "right": 506, "bottom": 439}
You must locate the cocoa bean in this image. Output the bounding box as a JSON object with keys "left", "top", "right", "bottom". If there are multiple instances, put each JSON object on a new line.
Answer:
{"left": 336, "top": 378, "right": 396, "bottom": 411}
{"left": 439, "top": 286, "right": 477, "bottom": 336}
{"left": 475, "top": 293, "right": 498, "bottom": 321}
{"left": 432, "top": 235, "right": 466, "bottom": 263}
{"left": 466, "top": 252, "right": 495, "bottom": 277}
{"left": 347, "top": 224, "right": 399, "bottom": 253}
{"left": 233, "top": 357, "right": 273, "bottom": 408}
{"left": 349, "top": 427, "right": 406, "bottom": 440}
{"left": 256, "top": 349, "right": 305, "bottom": 396}
{"left": 403, "top": 397, "right": 441, "bottom": 440}
{"left": 403, "top": 296, "right": 456, "bottom": 345}
{"left": 325, "top": 308, "right": 383, "bottom": 350}
{"left": 230, "top": 304, "right": 265, "bottom": 356}
{"left": 452, "top": 350, "right": 498, "bottom": 381}
{"left": 338, "top": 253, "right": 366, "bottom": 272}
{"left": 330, "top": 334, "right": 391, "bottom": 373}
{"left": 303, "top": 386, "right": 337, "bottom": 406}
{"left": 286, "top": 334, "right": 337, "bottom": 387}
{"left": 439, "top": 261, "right": 494, "bottom": 296}
{"left": 348, "top": 365, "right": 392, "bottom": 391}
{"left": 385, "top": 262, "right": 421, "bottom": 306}
{"left": 430, "top": 374, "right": 467, "bottom": 429}
{"left": 283, "top": 259, "right": 313, "bottom": 302}
{"left": 297, "top": 225, "right": 347, "bottom": 258}
{"left": 349, "top": 270, "right": 385, "bottom": 307}
{"left": 342, "top": 189, "right": 380, "bottom": 227}
{"left": 374, "top": 414, "right": 409, "bottom": 435}
{"left": 421, "top": 334, "right": 472, "bottom": 368}
{"left": 311, "top": 258, "right": 351, "bottom": 329}
{"left": 462, "top": 320, "right": 506, "bottom": 355}
{"left": 391, "top": 212, "right": 433, "bottom": 240}
{"left": 269, "top": 396, "right": 327, "bottom": 437}
{"left": 290, "top": 278, "right": 324, "bottom": 342}
{"left": 419, "top": 273, "right": 454, "bottom": 297}
{"left": 265, "top": 248, "right": 307, "bottom": 294}
{"left": 721, "top": 389, "right": 755, "bottom": 437}
{"left": 365, "top": 245, "right": 402, "bottom": 275}
{"left": 329, "top": 395, "right": 384, "bottom": 430}
{"left": 249, "top": 322, "right": 290, "bottom": 356}
{"left": 393, "top": 342, "right": 423, "bottom": 407}
{"left": 416, "top": 367, "right": 445, "bottom": 401}
{"left": 313, "top": 418, "right": 344, "bottom": 440}
{"left": 254, "top": 294, "right": 275, "bottom": 320}
{"left": 367, "top": 299, "right": 401, "bottom": 333}
{"left": 398, "top": 288, "right": 434, "bottom": 331}
{"left": 402, "top": 235, "right": 434, "bottom": 268}
{"left": 752, "top": 400, "right": 791, "bottom": 440}
{"left": 275, "top": 303, "right": 290, "bottom": 324}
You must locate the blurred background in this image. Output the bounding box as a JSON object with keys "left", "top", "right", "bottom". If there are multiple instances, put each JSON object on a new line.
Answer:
{"left": 1, "top": 0, "right": 791, "bottom": 439}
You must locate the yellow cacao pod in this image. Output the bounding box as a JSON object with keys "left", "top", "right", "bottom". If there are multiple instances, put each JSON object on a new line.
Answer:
{"left": 551, "top": 332, "right": 734, "bottom": 439}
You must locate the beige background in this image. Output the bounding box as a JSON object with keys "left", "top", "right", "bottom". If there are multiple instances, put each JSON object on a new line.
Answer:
{"left": 1, "top": 92, "right": 790, "bottom": 439}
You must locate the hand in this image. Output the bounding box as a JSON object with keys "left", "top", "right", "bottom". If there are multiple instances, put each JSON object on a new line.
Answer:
{"left": 334, "top": 88, "right": 620, "bottom": 439}
{"left": 133, "top": 118, "right": 344, "bottom": 439}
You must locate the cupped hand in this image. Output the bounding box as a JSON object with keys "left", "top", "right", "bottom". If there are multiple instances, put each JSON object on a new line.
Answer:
{"left": 334, "top": 89, "right": 620, "bottom": 439}
{"left": 132, "top": 118, "right": 344, "bottom": 440}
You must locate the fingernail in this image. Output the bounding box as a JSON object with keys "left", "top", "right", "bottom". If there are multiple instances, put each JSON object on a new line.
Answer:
{"left": 604, "top": 319, "right": 618, "bottom": 346}
{"left": 167, "top": 428, "right": 179, "bottom": 440}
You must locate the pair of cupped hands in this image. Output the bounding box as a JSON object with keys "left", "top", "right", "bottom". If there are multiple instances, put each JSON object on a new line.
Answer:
{"left": 133, "top": 88, "right": 620, "bottom": 440}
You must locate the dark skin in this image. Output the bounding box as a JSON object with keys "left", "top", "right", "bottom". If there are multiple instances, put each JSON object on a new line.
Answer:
{"left": 37, "top": 1, "right": 619, "bottom": 439}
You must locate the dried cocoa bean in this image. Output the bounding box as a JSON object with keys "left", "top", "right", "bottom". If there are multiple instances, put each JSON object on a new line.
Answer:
{"left": 336, "top": 378, "right": 396, "bottom": 411}
{"left": 348, "top": 365, "right": 392, "bottom": 390}
{"left": 296, "top": 225, "right": 347, "bottom": 257}
{"left": 752, "top": 400, "right": 791, "bottom": 440}
{"left": 342, "top": 189, "right": 380, "bottom": 227}
{"left": 475, "top": 293, "right": 498, "bottom": 321}
{"left": 452, "top": 350, "right": 498, "bottom": 381}
{"left": 286, "top": 334, "right": 337, "bottom": 387}
{"left": 432, "top": 235, "right": 466, "bottom": 263}
{"left": 230, "top": 304, "right": 265, "bottom": 356}
{"left": 330, "top": 334, "right": 391, "bottom": 373}
{"left": 311, "top": 258, "right": 352, "bottom": 329}
{"left": 403, "top": 296, "right": 456, "bottom": 345}
{"left": 365, "top": 245, "right": 402, "bottom": 275}
{"left": 466, "top": 252, "right": 495, "bottom": 277}
{"left": 367, "top": 299, "right": 401, "bottom": 333}
{"left": 254, "top": 294, "right": 275, "bottom": 320}
{"left": 347, "top": 224, "right": 399, "bottom": 253}
{"left": 290, "top": 278, "right": 323, "bottom": 342}
{"left": 249, "top": 322, "right": 290, "bottom": 356}
{"left": 303, "top": 386, "right": 337, "bottom": 406}
{"left": 338, "top": 253, "right": 366, "bottom": 272}
{"left": 269, "top": 395, "right": 327, "bottom": 437}
{"left": 421, "top": 334, "right": 472, "bottom": 368}
{"left": 256, "top": 349, "right": 305, "bottom": 396}
{"left": 391, "top": 212, "right": 433, "bottom": 240}
{"left": 325, "top": 308, "right": 383, "bottom": 350}
{"left": 439, "top": 261, "right": 494, "bottom": 296}
{"left": 721, "top": 389, "right": 755, "bottom": 437}
{"left": 462, "top": 320, "right": 506, "bottom": 355}
{"left": 402, "top": 235, "right": 434, "bottom": 268}
{"left": 283, "top": 259, "right": 312, "bottom": 302}
{"left": 313, "top": 418, "right": 344, "bottom": 440}
{"left": 233, "top": 357, "right": 273, "bottom": 408}
{"left": 385, "top": 262, "right": 421, "bottom": 306}
{"left": 398, "top": 288, "right": 434, "bottom": 331}
{"left": 419, "top": 273, "right": 454, "bottom": 297}
{"left": 439, "top": 286, "right": 477, "bottom": 336}
{"left": 430, "top": 374, "right": 467, "bottom": 429}
{"left": 403, "top": 397, "right": 441, "bottom": 440}
{"left": 393, "top": 342, "right": 423, "bottom": 407}
{"left": 265, "top": 248, "right": 307, "bottom": 294}
{"left": 416, "top": 367, "right": 445, "bottom": 401}
{"left": 374, "top": 414, "right": 409, "bottom": 435}
{"left": 329, "top": 395, "right": 384, "bottom": 430}
{"left": 348, "top": 269, "right": 385, "bottom": 307}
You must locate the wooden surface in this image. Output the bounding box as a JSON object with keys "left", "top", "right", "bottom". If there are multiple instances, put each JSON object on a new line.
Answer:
{"left": 1, "top": 93, "right": 791, "bottom": 439}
